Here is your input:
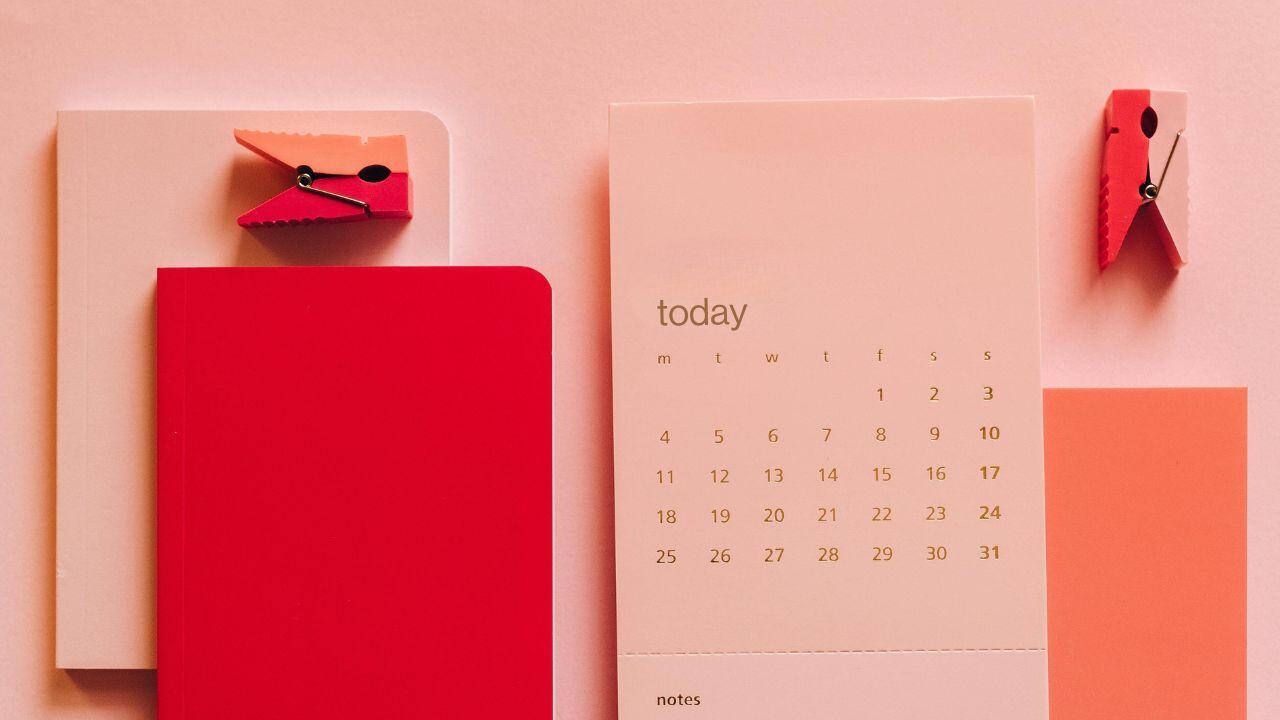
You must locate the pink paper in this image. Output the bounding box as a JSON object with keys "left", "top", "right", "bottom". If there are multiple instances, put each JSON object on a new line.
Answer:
{"left": 55, "top": 111, "right": 449, "bottom": 669}
{"left": 610, "top": 98, "right": 1045, "bottom": 717}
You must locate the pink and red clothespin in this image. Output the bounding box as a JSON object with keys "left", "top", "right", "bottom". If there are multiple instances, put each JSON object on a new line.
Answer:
{"left": 1098, "top": 90, "right": 1188, "bottom": 269}
{"left": 234, "top": 130, "right": 413, "bottom": 227}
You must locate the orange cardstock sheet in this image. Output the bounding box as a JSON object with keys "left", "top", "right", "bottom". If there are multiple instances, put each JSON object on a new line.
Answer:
{"left": 55, "top": 110, "right": 449, "bottom": 669}
{"left": 610, "top": 98, "right": 1045, "bottom": 718}
{"left": 1044, "top": 388, "right": 1247, "bottom": 720}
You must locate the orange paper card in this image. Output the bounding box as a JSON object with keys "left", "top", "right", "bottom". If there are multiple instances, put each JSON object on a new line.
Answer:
{"left": 1045, "top": 388, "right": 1246, "bottom": 720}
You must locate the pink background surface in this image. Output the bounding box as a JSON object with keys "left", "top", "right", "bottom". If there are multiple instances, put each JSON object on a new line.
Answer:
{"left": 0, "top": 2, "right": 1275, "bottom": 717}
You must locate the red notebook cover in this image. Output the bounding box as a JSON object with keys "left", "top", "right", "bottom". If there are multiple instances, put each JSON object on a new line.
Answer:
{"left": 157, "top": 266, "right": 552, "bottom": 719}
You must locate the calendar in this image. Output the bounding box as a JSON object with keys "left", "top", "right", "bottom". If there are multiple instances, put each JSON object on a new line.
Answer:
{"left": 610, "top": 99, "right": 1046, "bottom": 719}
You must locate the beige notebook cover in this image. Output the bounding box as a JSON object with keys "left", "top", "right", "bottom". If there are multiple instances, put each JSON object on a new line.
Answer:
{"left": 610, "top": 98, "right": 1045, "bottom": 718}
{"left": 56, "top": 110, "right": 449, "bottom": 668}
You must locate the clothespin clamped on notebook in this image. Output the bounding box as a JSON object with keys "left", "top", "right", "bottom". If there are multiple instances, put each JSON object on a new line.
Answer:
{"left": 1098, "top": 90, "right": 1188, "bottom": 269}
{"left": 234, "top": 130, "right": 413, "bottom": 227}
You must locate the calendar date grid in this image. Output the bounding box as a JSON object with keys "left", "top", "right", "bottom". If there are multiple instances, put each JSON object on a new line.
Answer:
{"left": 641, "top": 353, "right": 1020, "bottom": 569}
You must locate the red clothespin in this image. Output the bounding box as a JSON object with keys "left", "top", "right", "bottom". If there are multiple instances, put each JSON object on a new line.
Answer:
{"left": 234, "top": 130, "right": 413, "bottom": 227}
{"left": 1098, "top": 90, "right": 1188, "bottom": 269}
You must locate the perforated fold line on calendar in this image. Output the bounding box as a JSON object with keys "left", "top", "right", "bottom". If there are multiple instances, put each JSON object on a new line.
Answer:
{"left": 610, "top": 98, "right": 1047, "bottom": 719}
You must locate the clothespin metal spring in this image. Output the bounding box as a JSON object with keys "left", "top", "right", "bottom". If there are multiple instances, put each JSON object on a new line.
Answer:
{"left": 295, "top": 165, "right": 370, "bottom": 214}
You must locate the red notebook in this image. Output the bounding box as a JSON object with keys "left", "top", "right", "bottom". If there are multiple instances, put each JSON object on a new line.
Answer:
{"left": 157, "top": 266, "right": 552, "bottom": 719}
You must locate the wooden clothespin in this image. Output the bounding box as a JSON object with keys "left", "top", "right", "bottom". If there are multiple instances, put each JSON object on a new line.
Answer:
{"left": 234, "top": 130, "right": 413, "bottom": 227}
{"left": 1098, "top": 90, "right": 1188, "bottom": 269}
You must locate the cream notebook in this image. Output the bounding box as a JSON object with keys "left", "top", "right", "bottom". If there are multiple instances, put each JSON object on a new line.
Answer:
{"left": 56, "top": 110, "right": 449, "bottom": 668}
{"left": 609, "top": 98, "right": 1046, "bottom": 718}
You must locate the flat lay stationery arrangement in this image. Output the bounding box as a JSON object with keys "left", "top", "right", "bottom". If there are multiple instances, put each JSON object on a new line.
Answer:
{"left": 36, "top": 93, "right": 1246, "bottom": 720}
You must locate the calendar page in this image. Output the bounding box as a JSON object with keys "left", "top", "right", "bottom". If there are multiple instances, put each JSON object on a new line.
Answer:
{"left": 609, "top": 98, "right": 1046, "bottom": 719}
